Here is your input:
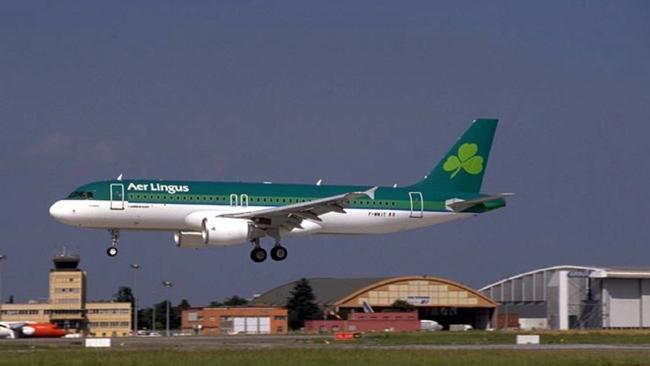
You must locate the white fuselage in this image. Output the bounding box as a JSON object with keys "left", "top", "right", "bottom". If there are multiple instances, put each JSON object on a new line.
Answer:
{"left": 49, "top": 199, "right": 474, "bottom": 240}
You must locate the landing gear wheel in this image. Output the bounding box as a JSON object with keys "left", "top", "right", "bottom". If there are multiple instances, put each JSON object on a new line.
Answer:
{"left": 107, "top": 246, "right": 118, "bottom": 257}
{"left": 250, "top": 248, "right": 267, "bottom": 263}
{"left": 270, "top": 246, "right": 288, "bottom": 261}
{"left": 107, "top": 229, "right": 120, "bottom": 258}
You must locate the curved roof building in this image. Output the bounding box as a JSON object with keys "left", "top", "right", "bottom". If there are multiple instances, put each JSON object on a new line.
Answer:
{"left": 479, "top": 265, "right": 650, "bottom": 330}
{"left": 254, "top": 275, "right": 496, "bottom": 329}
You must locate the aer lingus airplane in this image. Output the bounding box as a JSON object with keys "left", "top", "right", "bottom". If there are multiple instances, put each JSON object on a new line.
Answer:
{"left": 49, "top": 119, "right": 510, "bottom": 263}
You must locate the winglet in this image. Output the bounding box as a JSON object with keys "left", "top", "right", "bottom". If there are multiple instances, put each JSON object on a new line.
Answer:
{"left": 363, "top": 186, "right": 378, "bottom": 200}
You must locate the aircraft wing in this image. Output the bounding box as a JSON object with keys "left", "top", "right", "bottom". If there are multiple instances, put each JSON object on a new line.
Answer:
{"left": 225, "top": 186, "right": 378, "bottom": 230}
{"left": 445, "top": 193, "right": 514, "bottom": 212}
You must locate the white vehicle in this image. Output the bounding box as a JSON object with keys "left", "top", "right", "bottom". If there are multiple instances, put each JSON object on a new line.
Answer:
{"left": 420, "top": 320, "right": 443, "bottom": 331}
{"left": 449, "top": 324, "right": 474, "bottom": 331}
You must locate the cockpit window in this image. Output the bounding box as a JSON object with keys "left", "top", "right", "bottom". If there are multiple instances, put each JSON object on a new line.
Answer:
{"left": 67, "top": 191, "right": 94, "bottom": 199}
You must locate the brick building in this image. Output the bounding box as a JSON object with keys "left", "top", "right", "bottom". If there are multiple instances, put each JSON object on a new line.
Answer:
{"left": 182, "top": 307, "right": 287, "bottom": 335}
{"left": 305, "top": 311, "right": 420, "bottom": 332}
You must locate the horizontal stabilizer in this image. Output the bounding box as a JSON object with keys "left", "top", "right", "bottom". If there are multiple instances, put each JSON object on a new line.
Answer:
{"left": 446, "top": 193, "right": 514, "bottom": 212}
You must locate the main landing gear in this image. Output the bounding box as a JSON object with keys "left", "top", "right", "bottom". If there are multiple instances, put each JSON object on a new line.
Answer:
{"left": 250, "top": 238, "right": 287, "bottom": 263}
{"left": 107, "top": 229, "right": 120, "bottom": 257}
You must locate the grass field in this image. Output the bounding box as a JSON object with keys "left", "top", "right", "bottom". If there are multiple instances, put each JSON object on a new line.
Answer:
{"left": 361, "top": 329, "right": 650, "bottom": 345}
{"left": 1, "top": 348, "right": 650, "bottom": 366}
{"left": 1, "top": 331, "right": 650, "bottom": 366}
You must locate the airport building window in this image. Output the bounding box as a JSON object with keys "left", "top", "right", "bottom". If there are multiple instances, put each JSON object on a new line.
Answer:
{"left": 57, "top": 298, "right": 80, "bottom": 304}
{"left": 2, "top": 310, "right": 40, "bottom": 315}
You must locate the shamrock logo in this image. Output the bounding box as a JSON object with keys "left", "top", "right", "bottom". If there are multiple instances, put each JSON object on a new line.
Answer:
{"left": 442, "top": 143, "right": 484, "bottom": 178}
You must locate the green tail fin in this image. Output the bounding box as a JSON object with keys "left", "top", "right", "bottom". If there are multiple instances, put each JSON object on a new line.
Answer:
{"left": 410, "top": 118, "right": 498, "bottom": 193}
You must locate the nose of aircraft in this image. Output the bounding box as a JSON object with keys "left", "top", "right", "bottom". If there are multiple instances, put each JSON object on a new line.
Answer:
{"left": 49, "top": 201, "right": 68, "bottom": 222}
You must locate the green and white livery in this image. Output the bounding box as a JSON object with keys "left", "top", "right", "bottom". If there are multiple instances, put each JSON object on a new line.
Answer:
{"left": 50, "top": 119, "right": 511, "bottom": 262}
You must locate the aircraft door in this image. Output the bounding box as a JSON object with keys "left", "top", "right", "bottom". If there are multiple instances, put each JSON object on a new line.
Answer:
{"left": 110, "top": 183, "right": 125, "bottom": 210}
{"left": 409, "top": 192, "right": 423, "bottom": 218}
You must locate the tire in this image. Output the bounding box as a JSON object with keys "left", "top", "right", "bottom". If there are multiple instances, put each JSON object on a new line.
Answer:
{"left": 250, "top": 248, "right": 267, "bottom": 263}
{"left": 270, "top": 246, "right": 288, "bottom": 261}
{"left": 107, "top": 247, "right": 118, "bottom": 257}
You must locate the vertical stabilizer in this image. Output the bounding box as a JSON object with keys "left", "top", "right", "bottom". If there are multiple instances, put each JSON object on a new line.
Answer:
{"left": 410, "top": 119, "right": 498, "bottom": 193}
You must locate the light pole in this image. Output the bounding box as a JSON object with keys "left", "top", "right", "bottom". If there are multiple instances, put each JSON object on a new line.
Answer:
{"left": 162, "top": 281, "right": 173, "bottom": 337}
{"left": 130, "top": 264, "right": 140, "bottom": 334}
{"left": 152, "top": 303, "right": 156, "bottom": 333}
{"left": 0, "top": 254, "right": 6, "bottom": 321}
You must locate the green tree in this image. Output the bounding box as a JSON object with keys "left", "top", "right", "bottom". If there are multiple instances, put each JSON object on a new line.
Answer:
{"left": 286, "top": 278, "right": 321, "bottom": 330}
{"left": 178, "top": 299, "right": 191, "bottom": 310}
{"left": 390, "top": 299, "right": 415, "bottom": 312}
{"left": 113, "top": 286, "right": 136, "bottom": 326}
{"left": 208, "top": 295, "right": 248, "bottom": 307}
{"left": 137, "top": 307, "right": 153, "bottom": 330}
{"left": 223, "top": 295, "right": 248, "bottom": 306}
{"left": 113, "top": 286, "right": 135, "bottom": 304}
{"left": 171, "top": 299, "right": 192, "bottom": 329}
{"left": 154, "top": 300, "right": 169, "bottom": 331}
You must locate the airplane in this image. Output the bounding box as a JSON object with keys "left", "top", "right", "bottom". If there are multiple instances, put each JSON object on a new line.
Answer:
{"left": 49, "top": 118, "right": 511, "bottom": 263}
{"left": 0, "top": 322, "right": 67, "bottom": 338}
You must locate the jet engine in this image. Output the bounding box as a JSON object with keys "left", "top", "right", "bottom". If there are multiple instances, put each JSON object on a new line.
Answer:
{"left": 174, "top": 231, "right": 207, "bottom": 249}
{"left": 201, "top": 217, "right": 254, "bottom": 246}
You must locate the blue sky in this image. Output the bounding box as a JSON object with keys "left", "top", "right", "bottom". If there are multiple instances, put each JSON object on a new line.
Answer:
{"left": 1, "top": 1, "right": 649, "bottom": 306}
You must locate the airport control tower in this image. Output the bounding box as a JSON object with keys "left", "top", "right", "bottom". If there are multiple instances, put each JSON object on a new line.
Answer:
{"left": 48, "top": 248, "right": 86, "bottom": 330}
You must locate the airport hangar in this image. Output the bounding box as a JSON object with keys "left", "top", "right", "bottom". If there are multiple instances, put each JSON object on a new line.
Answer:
{"left": 480, "top": 265, "right": 650, "bottom": 330}
{"left": 253, "top": 275, "right": 497, "bottom": 330}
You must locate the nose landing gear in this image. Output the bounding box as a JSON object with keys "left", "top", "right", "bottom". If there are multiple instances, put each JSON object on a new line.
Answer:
{"left": 107, "top": 229, "right": 120, "bottom": 257}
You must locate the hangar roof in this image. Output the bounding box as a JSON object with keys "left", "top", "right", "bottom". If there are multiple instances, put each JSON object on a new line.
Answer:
{"left": 253, "top": 277, "right": 389, "bottom": 307}
{"left": 253, "top": 276, "right": 495, "bottom": 308}
{"left": 480, "top": 265, "right": 650, "bottom": 292}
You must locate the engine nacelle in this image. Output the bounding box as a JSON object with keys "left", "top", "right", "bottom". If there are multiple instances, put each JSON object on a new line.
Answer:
{"left": 201, "top": 217, "right": 253, "bottom": 246}
{"left": 174, "top": 231, "right": 207, "bottom": 249}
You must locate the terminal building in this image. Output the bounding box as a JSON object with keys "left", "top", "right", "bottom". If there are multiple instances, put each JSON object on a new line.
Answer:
{"left": 254, "top": 276, "right": 497, "bottom": 330}
{"left": 0, "top": 251, "right": 131, "bottom": 337}
{"left": 480, "top": 265, "right": 650, "bottom": 330}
